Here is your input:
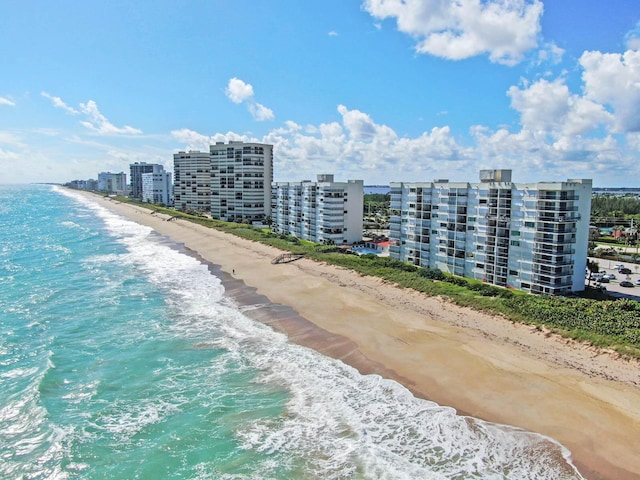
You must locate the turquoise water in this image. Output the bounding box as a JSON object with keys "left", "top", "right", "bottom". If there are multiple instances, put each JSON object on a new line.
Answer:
{"left": 0, "top": 185, "right": 584, "bottom": 479}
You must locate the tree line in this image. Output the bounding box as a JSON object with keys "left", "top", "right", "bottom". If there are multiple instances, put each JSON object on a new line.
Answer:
{"left": 590, "top": 195, "right": 640, "bottom": 226}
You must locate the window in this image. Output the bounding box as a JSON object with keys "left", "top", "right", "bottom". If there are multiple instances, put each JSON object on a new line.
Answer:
{"left": 525, "top": 221, "right": 535, "bottom": 228}
{"left": 511, "top": 230, "right": 521, "bottom": 236}
{"left": 509, "top": 270, "right": 519, "bottom": 276}
{"left": 511, "top": 240, "right": 520, "bottom": 246}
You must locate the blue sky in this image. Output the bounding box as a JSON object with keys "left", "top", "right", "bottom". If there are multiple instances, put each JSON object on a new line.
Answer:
{"left": 1, "top": 0, "right": 639, "bottom": 186}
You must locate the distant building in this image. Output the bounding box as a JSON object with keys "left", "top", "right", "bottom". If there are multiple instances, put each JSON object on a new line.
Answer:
{"left": 173, "top": 151, "right": 212, "bottom": 213}
{"left": 389, "top": 169, "right": 592, "bottom": 295}
{"left": 210, "top": 141, "right": 273, "bottom": 222}
{"left": 130, "top": 162, "right": 165, "bottom": 199}
{"left": 98, "top": 172, "right": 127, "bottom": 195}
{"left": 142, "top": 170, "right": 173, "bottom": 206}
{"left": 272, "top": 174, "right": 364, "bottom": 245}
{"left": 67, "top": 179, "right": 97, "bottom": 190}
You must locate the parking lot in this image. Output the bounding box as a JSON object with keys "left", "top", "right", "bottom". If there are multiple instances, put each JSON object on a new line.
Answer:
{"left": 586, "top": 257, "right": 640, "bottom": 300}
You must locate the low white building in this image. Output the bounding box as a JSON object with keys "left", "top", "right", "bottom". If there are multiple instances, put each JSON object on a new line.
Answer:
{"left": 142, "top": 170, "right": 173, "bottom": 205}
{"left": 272, "top": 174, "right": 364, "bottom": 245}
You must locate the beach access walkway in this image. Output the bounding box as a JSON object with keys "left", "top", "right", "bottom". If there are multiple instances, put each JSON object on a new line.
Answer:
{"left": 271, "top": 253, "right": 305, "bottom": 264}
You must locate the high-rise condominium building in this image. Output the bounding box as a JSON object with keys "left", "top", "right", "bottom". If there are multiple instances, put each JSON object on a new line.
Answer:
{"left": 173, "top": 151, "right": 212, "bottom": 213}
{"left": 389, "top": 170, "right": 592, "bottom": 295}
{"left": 210, "top": 141, "right": 273, "bottom": 223}
{"left": 130, "top": 162, "right": 165, "bottom": 199}
{"left": 272, "top": 174, "right": 364, "bottom": 245}
{"left": 141, "top": 170, "right": 173, "bottom": 206}
{"left": 97, "top": 172, "right": 127, "bottom": 194}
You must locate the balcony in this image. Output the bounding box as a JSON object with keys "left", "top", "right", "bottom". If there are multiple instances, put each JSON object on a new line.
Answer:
{"left": 538, "top": 193, "right": 579, "bottom": 201}
{"left": 533, "top": 265, "right": 573, "bottom": 276}
{"left": 533, "top": 245, "right": 575, "bottom": 256}
{"left": 534, "top": 234, "right": 576, "bottom": 245}
{"left": 532, "top": 276, "right": 574, "bottom": 288}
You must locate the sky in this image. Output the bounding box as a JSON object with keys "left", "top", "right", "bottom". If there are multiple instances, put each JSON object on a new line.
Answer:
{"left": 1, "top": 0, "right": 640, "bottom": 187}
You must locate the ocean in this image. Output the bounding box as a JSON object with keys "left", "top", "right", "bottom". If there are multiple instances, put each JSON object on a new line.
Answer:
{"left": 0, "top": 185, "right": 584, "bottom": 479}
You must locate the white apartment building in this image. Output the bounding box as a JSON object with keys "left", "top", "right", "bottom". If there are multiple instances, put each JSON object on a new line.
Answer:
{"left": 173, "top": 151, "right": 212, "bottom": 213}
{"left": 130, "top": 162, "right": 165, "bottom": 199}
{"left": 97, "top": 172, "right": 127, "bottom": 194}
{"left": 272, "top": 174, "right": 364, "bottom": 245}
{"left": 141, "top": 170, "right": 173, "bottom": 206}
{"left": 389, "top": 170, "right": 592, "bottom": 295}
{"left": 210, "top": 141, "right": 273, "bottom": 222}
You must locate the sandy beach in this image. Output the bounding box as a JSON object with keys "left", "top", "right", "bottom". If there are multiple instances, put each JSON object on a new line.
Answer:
{"left": 86, "top": 193, "right": 640, "bottom": 480}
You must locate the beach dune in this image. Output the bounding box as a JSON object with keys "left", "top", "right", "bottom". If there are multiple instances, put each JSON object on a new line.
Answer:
{"left": 89, "top": 193, "right": 640, "bottom": 480}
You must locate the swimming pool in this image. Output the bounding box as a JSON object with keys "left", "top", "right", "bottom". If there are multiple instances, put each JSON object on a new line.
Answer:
{"left": 351, "top": 246, "right": 380, "bottom": 255}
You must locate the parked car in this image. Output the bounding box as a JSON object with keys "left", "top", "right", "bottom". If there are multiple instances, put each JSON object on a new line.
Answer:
{"left": 620, "top": 281, "right": 634, "bottom": 288}
{"left": 603, "top": 273, "right": 616, "bottom": 280}
{"left": 598, "top": 277, "right": 610, "bottom": 283}
{"left": 619, "top": 267, "right": 632, "bottom": 275}
{"left": 614, "top": 264, "right": 624, "bottom": 270}
{"left": 636, "top": 278, "right": 640, "bottom": 285}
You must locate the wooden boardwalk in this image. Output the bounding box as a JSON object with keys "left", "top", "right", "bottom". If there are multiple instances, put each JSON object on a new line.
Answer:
{"left": 271, "top": 253, "right": 305, "bottom": 264}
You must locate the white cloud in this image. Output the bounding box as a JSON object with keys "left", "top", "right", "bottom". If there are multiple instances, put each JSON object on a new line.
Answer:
{"left": 225, "top": 77, "right": 255, "bottom": 104}
{"left": 249, "top": 102, "right": 275, "bottom": 121}
{"left": 225, "top": 77, "right": 275, "bottom": 122}
{"left": 362, "top": 0, "right": 543, "bottom": 65}
{"left": 170, "top": 97, "right": 640, "bottom": 186}
{"left": 41, "top": 91, "right": 79, "bottom": 114}
{"left": 625, "top": 21, "right": 640, "bottom": 50}
{"left": 328, "top": 31, "right": 339, "bottom": 36}
{"left": 0, "top": 147, "right": 19, "bottom": 161}
{"left": 338, "top": 104, "right": 397, "bottom": 142}
{"left": 470, "top": 125, "right": 634, "bottom": 181}
{"left": 507, "top": 78, "right": 613, "bottom": 137}
{"left": 580, "top": 49, "right": 640, "bottom": 132}
{"left": 468, "top": 60, "right": 640, "bottom": 182}
{"left": 0, "top": 131, "right": 25, "bottom": 147}
{"left": 0, "top": 96, "right": 16, "bottom": 106}
{"left": 79, "top": 100, "right": 142, "bottom": 135}
{"left": 261, "top": 104, "right": 472, "bottom": 181}
{"left": 171, "top": 128, "right": 248, "bottom": 152}
{"left": 536, "top": 42, "right": 565, "bottom": 65}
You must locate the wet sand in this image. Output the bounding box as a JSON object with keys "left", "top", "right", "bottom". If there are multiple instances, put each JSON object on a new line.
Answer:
{"left": 85, "top": 193, "right": 640, "bottom": 480}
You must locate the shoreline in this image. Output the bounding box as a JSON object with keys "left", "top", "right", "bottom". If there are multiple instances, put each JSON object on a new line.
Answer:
{"left": 83, "top": 192, "right": 640, "bottom": 480}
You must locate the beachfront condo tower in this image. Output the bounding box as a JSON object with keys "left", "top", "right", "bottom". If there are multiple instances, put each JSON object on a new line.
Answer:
{"left": 173, "top": 151, "right": 212, "bottom": 213}
{"left": 97, "top": 171, "right": 127, "bottom": 195}
{"left": 130, "top": 162, "right": 166, "bottom": 200}
{"left": 210, "top": 141, "right": 273, "bottom": 223}
{"left": 389, "top": 170, "right": 592, "bottom": 295}
{"left": 272, "top": 174, "right": 364, "bottom": 245}
{"left": 141, "top": 170, "right": 173, "bottom": 206}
